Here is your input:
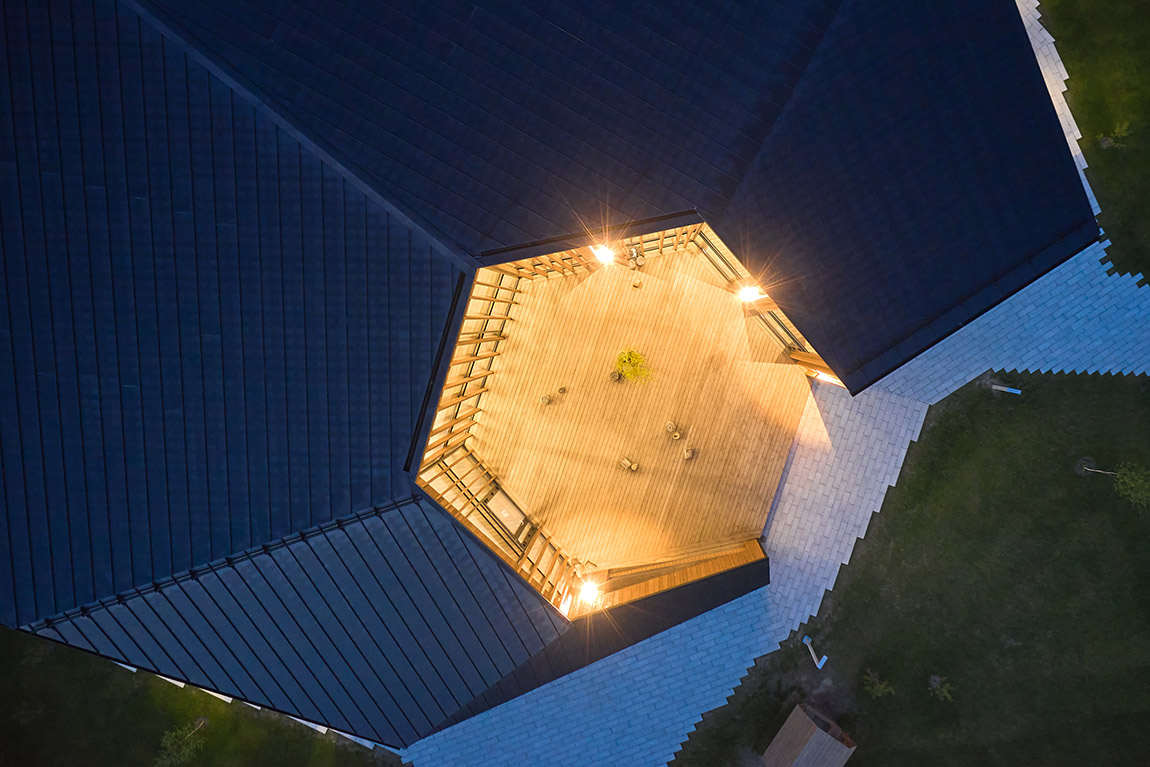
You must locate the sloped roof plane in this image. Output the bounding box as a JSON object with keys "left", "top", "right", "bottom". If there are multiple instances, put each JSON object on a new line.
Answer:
{"left": 129, "top": 0, "right": 1096, "bottom": 391}
{"left": 720, "top": 0, "right": 1100, "bottom": 389}
{"left": 33, "top": 498, "right": 567, "bottom": 746}
{"left": 0, "top": 0, "right": 463, "bottom": 628}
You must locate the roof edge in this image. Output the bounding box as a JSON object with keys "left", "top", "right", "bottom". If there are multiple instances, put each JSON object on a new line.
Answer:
{"left": 404, "top": 272, "right": 474, "bottom": 475}
{"left": 476, "top": 210, "right": 705, "bottom": 266}
{"left": 841, "top": 221, "right": 1101, "bottom": 394}
{"left": 432, "top": 556, "right": 770, "bottom": 732}
{"left": 22, "top": 625, "right": 402, "bottom": 749}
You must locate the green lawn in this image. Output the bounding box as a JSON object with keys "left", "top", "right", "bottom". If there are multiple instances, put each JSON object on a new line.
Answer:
{"left": 0, "top": 626, "right": 394, "bottom": 767}
{"left": 674, "top": 373, "right": 1150, "bottom": 766}
{"left": 1042, "top": 0, "right": 1150, "bottom": 279}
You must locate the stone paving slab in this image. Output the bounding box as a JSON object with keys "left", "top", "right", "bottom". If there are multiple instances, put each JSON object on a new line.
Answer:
{"left": 761, "top": 383, "right": 929, "bottom": 633}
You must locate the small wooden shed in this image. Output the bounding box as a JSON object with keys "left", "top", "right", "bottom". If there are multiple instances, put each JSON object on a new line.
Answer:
{"left": 760, "top": 704, "right": 856, "bottom": 766}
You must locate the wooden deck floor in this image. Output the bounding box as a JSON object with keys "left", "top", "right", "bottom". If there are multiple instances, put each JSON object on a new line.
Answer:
{"left": 471, "top": 251, "right": 812, "bottom": 569}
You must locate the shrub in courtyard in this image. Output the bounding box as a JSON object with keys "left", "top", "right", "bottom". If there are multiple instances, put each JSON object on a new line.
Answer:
{"left": 615, "top": 348, "right": 653, "bottom": 383}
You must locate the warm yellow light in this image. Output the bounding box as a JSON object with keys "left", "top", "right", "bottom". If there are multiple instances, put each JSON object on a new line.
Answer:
{"left": 579, "top": 581, "right": 600, "bottom": 604}
{"left": 591, "top": 244, "right": 615, "bottom": 264}
{"left": 738, "top": 285, "right": 765, "bottom": 302}
{"left": 814, "top": 371, "right": 846, "bottom": 387}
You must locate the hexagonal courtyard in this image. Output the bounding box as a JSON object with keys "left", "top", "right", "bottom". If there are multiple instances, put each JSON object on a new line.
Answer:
{"left": 418, "top": 223, "right": 833, "bottom": 616}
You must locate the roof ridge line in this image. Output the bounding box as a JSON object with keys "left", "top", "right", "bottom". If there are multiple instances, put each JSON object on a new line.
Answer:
{"left": 119, "top": 0, "right": 478, "bottom": 272}
{"left": 22, "top": 497, "right": 423, "bottom": 631}
{"left": 714, "top": 0, "right": 850, "bottom": 221}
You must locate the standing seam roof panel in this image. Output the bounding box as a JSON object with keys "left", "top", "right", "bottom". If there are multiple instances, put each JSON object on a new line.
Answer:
{"left": 134, "top": 0, "right": 837, "bottom": 253}
{"left": 1, "top": 0, "right": 463, "bottom": 626}
{"left": 32, "top": 500, "right": 569, "bottom": 747}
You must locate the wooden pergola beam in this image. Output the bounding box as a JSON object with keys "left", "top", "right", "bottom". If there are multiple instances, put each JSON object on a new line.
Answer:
{"left": 420, "top": 432, "right": 472, "bottom": 469}
{"left": 517, "top": 260, "right": 551, "bottom": 278}
{"left": 452, "top": 459, "right": 488, "bottom": 487}
{"left": 540, "top": 549, "right": 563, "bottom": 597}
{"left": 428, "top": 407, "right": 482, "bottom": 437}
{"left": 470, "top": 472, "right": 498, "bottom": 501}
{"left": 450, "top": 350, "right": 500, "bottom": 365}
{"left": 471, "top": 295, "right": 518, "bottom": 305}
{"left": 424, "top": 419, "right": 477, "bottom": 455}
{"left": 536, "top": 256, "right": 564, "bottom": 275}
{"left": 461, "top": 313, "right": 514, "bottom": 321}
{"left": 685, "top": 222, "right": 703, "bottom": 246}
{"left": 443, "top": 370, "right": 494, "bottom": 389}
{"left": 518, "top": 527, "right": 542, "bottom": 568}
{"left": 455, "top": 334, "right": 505, "bottom": 347}
{"left": 435, "top": 386, "right": 489, "bottom": 412}
{"left": 551, "top": 562, "right": 573, "bottom": 606}
{"left": 419, "top": 446, "right": 472, "bottom": 483}
{"left": 473, "top": 280, "right": 522, "bottom": 293}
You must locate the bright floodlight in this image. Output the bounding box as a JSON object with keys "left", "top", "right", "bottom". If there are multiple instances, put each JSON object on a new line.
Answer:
{"left": 814, "top": 370, "right": 846, "bottom": 388}
{"left": 738, "top": 285, "right": 764, "bottom": 302}
{"left": 591, "top": 244, "right": 615, "bottom": 264}
{"left": 579, "top": 581, "right": 600, "bottom": 603}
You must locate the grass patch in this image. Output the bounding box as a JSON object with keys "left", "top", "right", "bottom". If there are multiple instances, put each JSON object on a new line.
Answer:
{"left": 674, "top": 373, "right": 1150, "bottom": 766}
{"left": 1041, "top": 0, "right": 1150, "bottom": 278}
{"left": 0, "top": 627, "right": 395, "bottom": 767}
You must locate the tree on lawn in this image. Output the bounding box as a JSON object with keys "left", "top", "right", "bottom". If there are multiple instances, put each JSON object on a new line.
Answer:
{"left": 154, "top": 718, "right": 207, "bottom": 767}
{"left": 1084, "top": 462, "right": 1150, "bottom": 510}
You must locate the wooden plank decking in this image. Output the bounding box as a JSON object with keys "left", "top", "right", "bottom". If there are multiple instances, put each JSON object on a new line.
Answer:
{"left": 469, "top": 250, "right": 811, "bottom": 569}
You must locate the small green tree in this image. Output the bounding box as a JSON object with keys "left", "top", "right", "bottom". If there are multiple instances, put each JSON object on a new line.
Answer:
{"left": 1098, "top": 119, "right": 1132, "bottom": 149}
{"left": 1083, "top": 462, "right": 1150, "bottom": 510}
{"left": 927, "top": 675, "right": 954, "bottom": 702}
{"left": 155, "top": 719, "right": 206, "bottom": 767}
{"left": 1114, "top": 463, "right": 1150, "bottom": 510}
{"left": 615, "top": 348, "right": 652, "bottom": 383}
{"left": 862, "top": 668, "right": 894, "bottom": 698}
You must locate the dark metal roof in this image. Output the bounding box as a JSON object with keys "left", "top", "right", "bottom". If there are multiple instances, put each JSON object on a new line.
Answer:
{"left": 1, "top": 1, "right": 764, "bottom": 745}
{"left": 0, "top": 0, "right": 461, "bottom": 627}
{"left": 31, "top": 498, "right": 567, "bottom": 748}
{"left": 718, "top": 0, "right": 1100, "bottom": 391}
{"left": 128, "top": 0, "right": 842, "bottom": 253}
{"left": 128, "top": 0, "right": 1096, "bottom": 392}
